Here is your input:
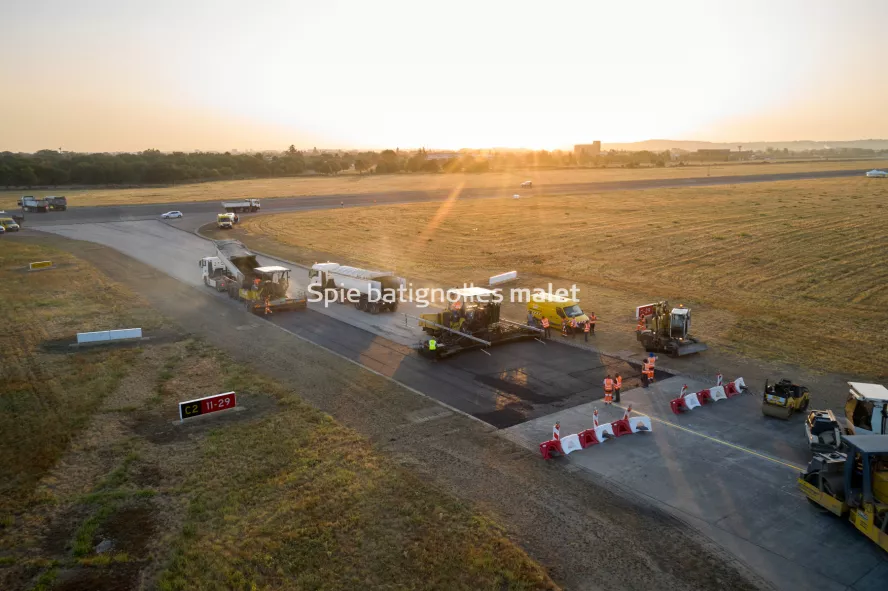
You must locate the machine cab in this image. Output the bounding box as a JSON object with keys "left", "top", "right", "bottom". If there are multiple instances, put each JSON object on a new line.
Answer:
{"left": 669, "top": 306, "right": 691, "bottom": 339}
{"left": 844, "top": 382, "right": 888, "bottom": 436}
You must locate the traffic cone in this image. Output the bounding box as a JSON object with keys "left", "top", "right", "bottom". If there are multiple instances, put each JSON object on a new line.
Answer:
{"left": 553, "top": 422, "right": 560, "bottom": 440}
{"left": 593, "top": 408, "right": 599, "bottom": 428}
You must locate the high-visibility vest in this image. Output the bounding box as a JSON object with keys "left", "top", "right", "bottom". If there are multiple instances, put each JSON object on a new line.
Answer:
{"left": 584, "top": 321, "right": 590, "bottom": 333}
{"left": 541, "top": 317, "right": 550, "bottom": 328}
{"left": 604, "top": 378, "right": 614, "bottom": 393}
{"left": 428, "top": 339, "right": 437, "bottom": 351}
{"left": 589, "top": 314, "right": 597, "bottom": 324}
{"left": 615, "top": 376, "right": 622, "bottom": 389}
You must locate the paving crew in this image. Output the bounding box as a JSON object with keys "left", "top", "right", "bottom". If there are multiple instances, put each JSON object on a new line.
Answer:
{"left": 561, "top": 316, "right": 569, "bottom": 337}
{"left": 527, "top": 310, "right": 535, "bottom": 327}
{"left": 603, "top": 375, "right": 614, "bottom": 404}
{"left": 553, "top": 422, "right": 561, "bottom": 441}
{"left": 588, "top": 311, "right": 597, "bottom": 335}
{"left": 541, "top": 316, "right": 551, "bottom": 339}
{"left": 614, "top": 374, "right": 623, "bottom": 403}
{"left": 569, "top": 317, "right": 578, "bottom": 339}
{"left": 583, "top": 318, "right": 590, "bottom": 342}
{"left": 716, "top": 372, "right": 723, "bottom": 387}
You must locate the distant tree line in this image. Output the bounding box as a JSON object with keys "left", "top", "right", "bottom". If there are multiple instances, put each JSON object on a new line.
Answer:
{"left": 1, "top": 145, "right": 884, "bottom": 188}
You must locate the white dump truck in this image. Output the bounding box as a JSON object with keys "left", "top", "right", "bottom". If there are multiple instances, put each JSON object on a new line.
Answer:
{"left": 309, "top": 262, "right": 404, "bottom": 313}
{"left": 199, "top": 256, "right": 230, "bottom": 291}
{"left": 210, "top": 240, "right": 306, "bottom": 313}
{"left": 222, "top": 199, "right": 261, "bottom": 213}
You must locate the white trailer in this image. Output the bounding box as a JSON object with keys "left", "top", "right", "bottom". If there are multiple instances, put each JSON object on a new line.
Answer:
{"left": 222, "top": 199, "right": 261, "bottom": 213}
{"left": 309, "top": 262, "right": 404, "bottom": 313}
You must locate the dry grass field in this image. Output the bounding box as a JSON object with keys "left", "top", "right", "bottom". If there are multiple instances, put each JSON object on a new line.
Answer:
{"left": 1, "top": 159, "right": 885, "bottom": 209}
{"left": 238, "top": 177, "right": 888, "bottom": 376}
{"left": 0, "top": 241, "right": 556, "bottom": 591}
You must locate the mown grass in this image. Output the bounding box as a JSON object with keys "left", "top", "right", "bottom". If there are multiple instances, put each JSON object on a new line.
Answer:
{"left": 237, "top": 176, "right": 888, "bottom": 376}
{"left": 0, "top": 240, "right": 557, "bottom": 590}
{"left": 1, "top": 158, "right": 884, "bottom": 208}
{"left": 0, "top": 242, "right": 162, "bottom": 513}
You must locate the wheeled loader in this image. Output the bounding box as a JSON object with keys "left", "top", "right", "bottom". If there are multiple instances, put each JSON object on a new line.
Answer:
{"left": 761, "top": 378, "right": 810, "bottom": 419}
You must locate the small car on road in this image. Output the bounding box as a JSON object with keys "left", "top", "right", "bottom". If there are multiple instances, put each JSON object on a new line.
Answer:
{"left": 865, "top": 169, "right": 888, "bottom": 178}
{"left": 520, "top": 180, "right": 533, "bottom": 188}
{"left": 161, "top": 211, "right": 184, "bottom": 219}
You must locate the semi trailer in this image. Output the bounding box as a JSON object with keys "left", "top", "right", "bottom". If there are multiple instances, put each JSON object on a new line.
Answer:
{"left": 309, "top": 262, "right": 404, "bottom": 313}
{"left": 222, "top": 199, "right": 261, "bottom": 213}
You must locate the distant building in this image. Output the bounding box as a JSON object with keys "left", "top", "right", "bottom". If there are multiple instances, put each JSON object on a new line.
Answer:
{"left": 574, "top": 142, "right": 601, "bottom": 159}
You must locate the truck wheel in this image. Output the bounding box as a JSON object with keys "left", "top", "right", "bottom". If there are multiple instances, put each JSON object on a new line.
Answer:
{"left": 368, "top": 302, "right": 380, "bottom": 314}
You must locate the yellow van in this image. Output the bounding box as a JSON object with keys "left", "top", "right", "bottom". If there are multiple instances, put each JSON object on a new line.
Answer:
{"left": 0, "top": 217, "right": 21, "bottom": 232}
{"left": 527, "top": 292, "right": 589, "bottom": 329}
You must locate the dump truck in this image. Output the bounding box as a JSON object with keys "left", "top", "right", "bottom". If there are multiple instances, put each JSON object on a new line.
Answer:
{"left": 19, "top": 196, "right": 49, "bottom": 213}
{"left": 309, "top": 262, "right": 404, "bottom": 313}
{"left": 635, "top": 301, "right": 707, "bottom": 356}
{"left": 417, "top": 287, "right": 541, "bottom": 358}
{"left": 199, "top": 257, "right": 230, "bottom": 291}
{"left": 46, "top": 196, "right": 67, "bottom": 211}
{"left": 799, "top": 435, "right": 888, "bottom": 553}
{"left": 217, "top": 214, "right": 234, "bottom": 229}
{"left": 213, "top": 240, "right": 306, "bottom": 313}
{"left": 222, "top": 199, "right": 260, "bottom": 213}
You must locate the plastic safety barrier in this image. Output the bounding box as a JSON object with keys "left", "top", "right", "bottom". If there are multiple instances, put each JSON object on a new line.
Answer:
{"left": 709, "top": 386, "right": 727, "bottom": 401}
{"left": 670, "top": 397, "right": 688, "bottom": 414}
{"left": 539, "top": 440, "right": 563, "bottom": 459}
{"left": 671, "top": 378, "right": 746, "bottom": 414}
{"left": 611, "top": 419, "right": 633, "bottom": 437}
{"left": 559, "top": 434, "right": 583, "bottom": 455}
{"left": 628, "top": 416, "right": 652, "bottom": 433}
{"left": 540, "top": 406, "right": 653, "bottom": 459}
{"left": 578, "top": 429, "right": 599, "bottom": 448}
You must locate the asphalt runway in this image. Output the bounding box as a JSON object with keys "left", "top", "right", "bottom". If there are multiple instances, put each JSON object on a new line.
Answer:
{"left": 17, "top": 167, "right": 870, "bottom": 226}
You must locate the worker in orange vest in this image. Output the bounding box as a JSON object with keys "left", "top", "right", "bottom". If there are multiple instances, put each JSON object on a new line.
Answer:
{"left": 583, "top": 318, "right": 590, "bottom": 342}
{"left": 614, "top": 374, "right": 623, "bottom": 402}
{"left": 603, "top": 375, "right": 614, "bottom": 404}
{"left": 561, "top": 316, "right": 569, "bottom": 337}
{"left": 540, "top": 316, "right": 551, "bottom": 339}
{"left": 588, "top": 312, "right": 597, "bottom": 335}
{"left": 569, "top": 317, "right": 578, "bottom": 339}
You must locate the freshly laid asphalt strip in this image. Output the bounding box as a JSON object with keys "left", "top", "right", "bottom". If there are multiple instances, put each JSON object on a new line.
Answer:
{"left": 19, "top": 167, "right": 871, "bottom": 226}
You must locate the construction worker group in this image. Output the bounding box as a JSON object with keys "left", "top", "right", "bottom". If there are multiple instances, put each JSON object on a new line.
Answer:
{"left": 602, "top": 373, "right": 623, "bottom": 404}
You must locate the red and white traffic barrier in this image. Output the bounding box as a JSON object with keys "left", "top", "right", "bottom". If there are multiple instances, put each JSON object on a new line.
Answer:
{"left": 670, "top": 378, "right": 746, "bottom": 414}
{"left": 539, "top": 405, "right": 652, "bottom": 459}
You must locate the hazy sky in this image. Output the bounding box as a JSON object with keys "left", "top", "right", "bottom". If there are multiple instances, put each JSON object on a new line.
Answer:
{"left": 2, "top": 0, "right": 886, "bottom": 152}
